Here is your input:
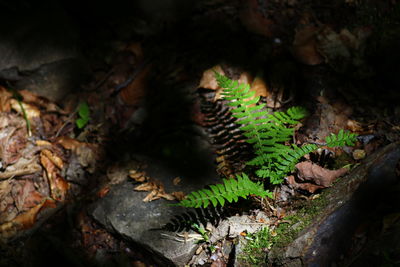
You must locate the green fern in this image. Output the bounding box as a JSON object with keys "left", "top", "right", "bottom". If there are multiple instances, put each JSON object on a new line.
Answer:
{"left": 325, "top": 129, "right": 357, "bottom": 147}
{"left": 215, "top": 71, "right": 308, "bottom": 169}
{"left": 175, "top": 73, "right": 358, "bottom": 209}
{"left": 215, "top": 72, "right": 358, "bottom": 184}
{"left": 175, "top": 173, "right": 272, "bottom": 208}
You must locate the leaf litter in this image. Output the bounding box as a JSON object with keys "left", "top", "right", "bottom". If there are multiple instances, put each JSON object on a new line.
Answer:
{"left": 0, "top": 85, "right": 101, "bottom": 242}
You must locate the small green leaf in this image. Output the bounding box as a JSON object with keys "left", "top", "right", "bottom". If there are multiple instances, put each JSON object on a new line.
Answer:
{"left": 78, "top": 102, "right": 90, "bottom": 119}
{"left": 76, "top": 118, "right": 89, "bottom": 129}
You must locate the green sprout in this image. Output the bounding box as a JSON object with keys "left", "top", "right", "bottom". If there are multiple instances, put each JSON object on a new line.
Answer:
{"left": 76, "top": 102, "right": 90, "bottom": 129}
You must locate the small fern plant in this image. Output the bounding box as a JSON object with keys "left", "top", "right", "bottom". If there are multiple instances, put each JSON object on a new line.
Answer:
{"left": 174, "top": 72, "right": 357, "bottom": 209}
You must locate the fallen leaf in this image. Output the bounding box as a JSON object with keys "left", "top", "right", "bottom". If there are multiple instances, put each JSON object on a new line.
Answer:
{"left": 352, "top": 149, "right": 366, "bottom": 160}
{"left": 125, "top": 42, "right": 144, "bottom": 63}
{"left": 239, "top": 0, "right": 275, "bottom": 37}
{"left": 286, "top": 175, "right": 324, "bottom": 193}
{"left": 129, "top": 170, "right": 147, "bottom": 182}
{"left": 143, "top": 190, "right": 160, "bottom": 202}
{"left": 40, "top": 152, "right": 69, "bottom": 201}
{"left": 41, "top": 149, "right": 64, "bottom": 169}
{"left": 172, "top": 177, "right": 181, "bottom": 185}
{"left": 97, "top": 186, "right": 110, "bottom": 198}
{"left": 35, "top": 140, "right": 52, "bottom": 146}
{"left": 134, "top": 181, "right": 158, "bottom": 192}
{"left": 157, "top": 192, "right": 175, "bottom": 201}
{"left": 0, "top": 198, "right": 56, "bottom": 241}
{"left": 293, "top": 25, "right": 324, "bottom": 65}
{"left": 119, "top": 64, "right": 151, "bottom": 106}
{"left": 18, "top": 90, "right": 63, "bottom": 113}
{"left": 198, "top": 65, "right": 225, "bottom": 90}
{"left": 296, "top": 161, "right": 348, "bottom": 187}
{"left": 10, "top": 99, "right": 41, "bottom": 119}
{"left": 0, "top": 86, "right": 12, "bottom": 112}
{"left": 171, "top": 191, "right": 185, "bottom": 201}
{"left": 55, "top": 136, "right": 98, "bottom": 173}
{"left": 250, "top": 76, "right": 269, "bottom": 98}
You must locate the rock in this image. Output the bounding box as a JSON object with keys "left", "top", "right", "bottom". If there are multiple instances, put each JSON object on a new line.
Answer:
{"left": 268, "top": 143, "right": 400, "bottom": 266}
{"left": 14, "top": 58, "right": 90, "bottom": 102}
{"left": 0, "top": 2, "right": 89, "bottom": 102}
{"left": 90, "top": 181, "right": 197, "bottom": 266}
{"left": 89, "top": 143, "right": 222, "bottom": 266}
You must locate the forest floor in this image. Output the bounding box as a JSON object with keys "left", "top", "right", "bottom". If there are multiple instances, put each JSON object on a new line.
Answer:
{"left": 1, "top": 0, "right": 400, "bottom": 266}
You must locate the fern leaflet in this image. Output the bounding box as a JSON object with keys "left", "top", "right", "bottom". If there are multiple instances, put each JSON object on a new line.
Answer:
{"left": 175, "top": 173, "right": 272, "bottom": 208}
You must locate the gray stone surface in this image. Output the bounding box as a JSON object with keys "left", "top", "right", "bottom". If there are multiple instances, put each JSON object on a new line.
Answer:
{"left": 90, "top": 144, "right": 222, "bottom": 266}
{"left": 0, "top": 2, "right": 89, "bottom": 102}
{"left": 91, "top": 182, "right": 197, "bottom": 266}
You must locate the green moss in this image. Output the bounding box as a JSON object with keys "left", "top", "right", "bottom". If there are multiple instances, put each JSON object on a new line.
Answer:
{"left": 238, "top": 227, "right": 272, "bottom": 266}
{"left": 270, "top": 192, "right": 330, "bottom": 250}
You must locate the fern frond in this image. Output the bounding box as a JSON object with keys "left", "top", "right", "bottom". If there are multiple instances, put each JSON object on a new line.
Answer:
{"left": 175, "top": 173, "right": 272, "bottom": 208}
{"left": 325, "top": 129, "right": 358, "bottom": 147}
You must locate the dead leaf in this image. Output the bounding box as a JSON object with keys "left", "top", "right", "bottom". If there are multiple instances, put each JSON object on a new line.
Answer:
{"left": 286, "top": 175, "right": 325, "bottom": 193}
{"left": 0, "top": 198, "right": 56, "bottom": 241}
{"left": 171, "top": 191, "right": 185, "bottom": 201}
{"left": 35, "top": 140, "right": 52, "bottom": 146}
{"left": 157, "top": 192, "right": 175, "bottom": 201}
{"left": 10, "top": 99, "right": 41, "bottom": 119}
{"left": 40, "top": 152, "right": 69, "bottom": 201}
{"left": 172, "top": 177, "right": 181, "bottom": 185}
{"left": 250, "top": 76, "right": 269, "bottom": 98}
{"left": 55, "top": 136, "right": 98, "bottom": 173}
{"left": 97, "top": 186, "right": 110, "bottom": 198}
{"left": 239, "top": 0, "right": 275, "bottom": 37}
{"left": 41, "top": 149, "right": 64, "bottom": 169}
{"left": 143, "top": 190, "right": 160, "bottom": 202}
{"left": 125, "top": 42, "right": 144, "bottom": 63}
{"left": 352, "top": 149, "right": 366, "bottom": 160}
{"left": 198, "top": 65, "right": 225, "bottom": 90}
{"left": 129, "top": 170, "right": 147, "bottom": 182}
{"left": 0, "top": 86, "right": 12, "bottom": 112}
{"left": 293, "top": 25, "right": 324, "bottom": 65}
{"left": 18, "top": 90, "right": 63, "bottom": 113}
{"left": 55, "top": 136, "right": 82, "bottom": 150}
{"left": 119, "top": 64, "right": 151, "bottom": 106}
{"left": 296, "top": 161, "right": 348, "bottom": 187}
{"left": 134, "top": 181, "right": 158, "bottom": 192}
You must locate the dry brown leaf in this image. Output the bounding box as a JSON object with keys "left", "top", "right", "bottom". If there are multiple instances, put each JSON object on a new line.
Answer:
{"left": 18, "top": 90, "right": 63, "bottom": 113}
{"left": 0, "top": 198, "right": 56, "bottom": 241}
{"left": 198, "top": 65, "right": 224, "bottom": 90}
{"left": 35, "top": 140, "right": 52, "bottom": 146}
{"left": 352, "top": 149, "right": 366, "bottom": 160}
{"left": 40, "top": 153, "right": 69, "bottom": 201}
{"left": 143, "top": 190, "right": 160, "bottom": 202}
{"left": 55, "top": 136, "right": 83, "bottom": 150}
{"left": 0, "top": 86, "right": 12, "bottom": 112}
{"left": 134, "top": 181, "right": 158, "bottom": 192}
{"left": 239, "top": 0, "right": 275, "bottom": 37}
{"left": 10, "top": 99, "right": 41, "bottom": 119}
{"left": 41, "top": 149, "right": 64, "bottom": 169}
{"left": 293, "top": 25, "right": 324, "bottom": 65}
{"left": 347, "top": 119, "right": 363, "bottom": 132}
{"left": 171, "top": 191, "right": 186, "bottom": 201}
{"left": 129, "top": 170, "right": 147, "bottom": 182}
{"left": 286, "top": 175, "right": 325, "bottom": 193}
{"left": 157, "top": 192, "right": 175, "bottom": 201}
{"left": 125, "top": 42, "right": 144, "bottom": 63}
{"left": 172, "top": 177, "right": 181, "bottom": 185}
{"left": 55, "top": 136, "right": 98, "bottom": 172}
{"left": 119, "top": 64, "right": 151, "bottom": 106}
{"left": 250, "top": 76, "right": 269, "bottom": 98}
{"left": 296, "top": 161, "right": 348, "bottom": 187}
